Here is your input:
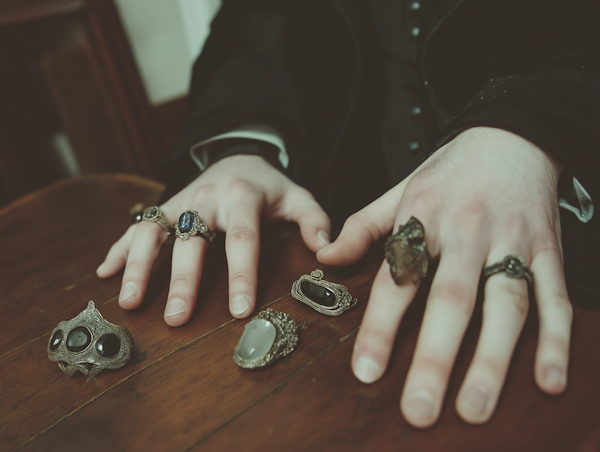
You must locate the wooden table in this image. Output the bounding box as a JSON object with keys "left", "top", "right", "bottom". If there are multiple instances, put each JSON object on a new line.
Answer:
{"left": 1, "top": 175, "right": 599, "bottom": 452}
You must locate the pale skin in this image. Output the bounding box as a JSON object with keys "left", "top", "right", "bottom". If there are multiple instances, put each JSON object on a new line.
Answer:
{"left": 98, "top": 126, "right": 572, "bottom": 427}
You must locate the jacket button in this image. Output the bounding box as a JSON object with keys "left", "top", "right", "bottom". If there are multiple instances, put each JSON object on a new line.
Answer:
{"left": 410, "top": 106, "right": 422, "bottom": 118}
{"left": 408, "top": 141, "right": 421, "bottom": 153}
{"left": 409, "top": 1, "right": 421, "bottom": 12}
{"left": 410, "top": 27, "right": 420, "bottom": 38}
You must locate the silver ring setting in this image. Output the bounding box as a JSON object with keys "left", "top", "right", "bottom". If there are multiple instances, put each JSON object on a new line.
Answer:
{"left": 47, "top": 301, "right": 134, "bottom": 377}
{"left": 175, "top": 210, "right": 216, "bottom": 243}
{"left": 483, "top": 255, "right": 534, "bottom": 284}
{"left": 142, "top": 206, "right": 173, "bottom": 235}
{"left": 234, "top": 309, "right": 298, "bottom": 369}
{"left": 291, "top": 269, "right": 357, "bottom": 316}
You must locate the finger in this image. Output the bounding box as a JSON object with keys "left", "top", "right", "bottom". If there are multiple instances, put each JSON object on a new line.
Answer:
{"left": 456, "top": 248, "right": 531, "bottom": 424}
{"left": 224, "top": 181, "right": 263, "bottom": 318}
{"left": 280, "top": 186, "right": 332, "bottom": 252}
{"left": 317, "top": 182, "right": 407, "bottom": 266}
{"left": 165, "top": 208, "right": 215, "bottom": 327}
{"left": 97, "top": 224, "right": 137, "bottom": 278}
{"left": 352, "top": 260, "right": 419, "bottom": 383}
{"left": 401, "top": 227, "right": 487, "bottom": 428}
{"left": 118, "top": 221, "right": 170, "bottom": 310}
{"left": 531, "top": 244, "right": 572, "bottom": 394}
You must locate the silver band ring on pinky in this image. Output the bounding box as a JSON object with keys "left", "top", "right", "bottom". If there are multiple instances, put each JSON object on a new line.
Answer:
{"left": 175, "top": 210, "right": 217, "bottom": 243}
{"left": 483, "top": 255, "right": 534, "bottom": 285}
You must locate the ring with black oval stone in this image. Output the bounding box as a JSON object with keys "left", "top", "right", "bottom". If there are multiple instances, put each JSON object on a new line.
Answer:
{"left": 141, "top": 205, "right": 174, "bottom": 235}
{"left": 291, "top": 269, "right": 357, "bottom": 316}
{"left": 482, "top": 255, "right": 534, "bottom": 285}
{"left": 175, "top": 209, "right": 216, "bottom": 243}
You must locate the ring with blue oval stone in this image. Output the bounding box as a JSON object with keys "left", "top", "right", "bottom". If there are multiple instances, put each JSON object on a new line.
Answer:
{"left": 175, "top": 209, "right": 217, "bottom": 243}
{"left": 291, "top": 269, "right": 357, "bottom": 316}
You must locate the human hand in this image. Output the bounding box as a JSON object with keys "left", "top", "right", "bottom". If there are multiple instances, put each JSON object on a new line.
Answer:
{"left": 317, "top": 127, "right": 571, "bottom": 427}
{"left": 97, "top": 155, "right": 331, "bottom": 326}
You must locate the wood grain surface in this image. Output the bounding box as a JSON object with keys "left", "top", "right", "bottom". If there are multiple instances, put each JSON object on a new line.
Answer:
{"left": 1, "top": 175, "right": 599, "bottom": 452}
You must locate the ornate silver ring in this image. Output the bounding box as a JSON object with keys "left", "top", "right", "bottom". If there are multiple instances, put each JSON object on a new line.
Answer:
{"left": 291, "top": 269, "right": 357, "bottom": 316}
{"left": 47, "top": 301, "right": 134, "bottom": 377}
{"left": 142, "top": 205, "right": 174, "bottom": 235}
{"left": 385, "top": 216, "right": 431, "bottom": 285}
{"left": 483, "top": 255, "right": 534, "bottom": 284}
{"left": 175, "top": 210, "right": 216, "bottom": 243}
{"left": 234, "top": 309, "right": 298, "bottom": 369}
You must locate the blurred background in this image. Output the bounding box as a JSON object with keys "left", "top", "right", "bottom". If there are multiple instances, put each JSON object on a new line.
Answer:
{"left": 0, "top": 0, "right": 221, "bottom": 207}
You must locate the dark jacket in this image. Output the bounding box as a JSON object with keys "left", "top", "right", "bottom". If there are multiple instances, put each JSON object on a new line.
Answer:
{"left": 161, "top": 0, "right": 600, "bottom": 305}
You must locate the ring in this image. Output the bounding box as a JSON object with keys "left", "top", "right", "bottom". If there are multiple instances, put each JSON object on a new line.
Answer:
{"left": 47, "top": 301, "right": 134, "bottom": 377}
{"left": 385, "top": 216, "right": 431, "bottom": 285}
{"left": 234, "top": 309, "right": 298, "bottom": 369}
{"left": 483, "top": 255, "right": 534, "bottom": 284}
{"left": 291, "top": 269, "right": 357, "bottom": 316}
{"left": 142, "top": 206, "right": 174, "bottom": 235}
{"left": 130, "top": 203, "right": 144, "bottom": 224}
{"left": 175, "top": 210, "right": 217, "bottom": 242}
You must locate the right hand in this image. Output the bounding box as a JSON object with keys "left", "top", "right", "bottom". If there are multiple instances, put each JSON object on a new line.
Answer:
{"left": 97, "top": 155, "right": 331, "bottom": 326}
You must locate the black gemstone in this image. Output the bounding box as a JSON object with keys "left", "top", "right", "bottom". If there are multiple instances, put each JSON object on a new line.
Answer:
{"left": 145, "top": 206, "right": 158, "bottom": 219}
{"left": 507, "top": 258, "right": 522, "bottom": 274}
{"left": 300, "top": 281, "right": 336, "bottom": 307}
{"left": 66, "top": 326, "right": 92, "bottom": 353}
{"left": 50, "top": 330, "right": 63, "bottom": 351}
{"left": 96, "top": 334, "right": 121, "bottom": 357}
{"left": 178, "top": 211, "right": 195, "bottom": 234}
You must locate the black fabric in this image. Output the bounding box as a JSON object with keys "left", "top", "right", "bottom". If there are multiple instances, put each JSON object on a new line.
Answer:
{"left": 160, "top": 0, "right": 600, "bottom": 303}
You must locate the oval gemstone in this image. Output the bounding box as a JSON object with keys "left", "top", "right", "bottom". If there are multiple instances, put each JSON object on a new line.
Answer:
{"left": 50, "top": 330, "right": 63, "bottom": 351}
{"left": 178, "top": 211, "right": 195, "bottom": 234}
{"left": 235, "top": 319, "right": 276, "bottom": 361}
{"left": 95, "top": 334, "right": 121, "bottom": 357}
{"left": 300, "top": 281, "right": 336, "bottom": 307}
{"left": 66, "top": 326, "right": 92, "bottom": 352}
{"left": 144, "top": 206, "right": 158, "bottom": 219}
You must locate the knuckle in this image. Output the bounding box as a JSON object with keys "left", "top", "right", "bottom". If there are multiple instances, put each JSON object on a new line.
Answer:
{"left": 227, "top": 226, "right": 259, "bottom": 244}
{"left": 532, "top": 228, "right": 561, "bottom": 257}
{"left": 345, "top": 212, "right": 383, "bottom": 244}
{"left": 540, "top": 333, "right": 570, "bottom": 356}
{"left": 429, "top": 282, "right": 475, "bottom": 313}
{"left": 125, "top": 258, "right": 146, "bottom": 274}
{"left": 170, "top": 270, "right": 196, "bottom": 287}
{"left": 406, "top": 192, "right": 438, "bottom": 218}
{"left": 192, "top": 183, "right": 216, "bottom": 205}
{"left": 227, "top": 179, "right": 257, "bottom": 199}
{"left": 411, "top": 356, "right": 448, "bottom": 380}
{"left": 496, "top": 285, "right": 530, "bottom": 317}
{"left": 502, "top": 216, "right": 531, "bottom": 238}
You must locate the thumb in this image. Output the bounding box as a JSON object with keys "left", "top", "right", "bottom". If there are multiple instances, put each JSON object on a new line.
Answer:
{"left": 317, "top": 182, "right": 407, "bottom": 266}
{"left": 281, "top": 187, "right": 332, "bottom": 253}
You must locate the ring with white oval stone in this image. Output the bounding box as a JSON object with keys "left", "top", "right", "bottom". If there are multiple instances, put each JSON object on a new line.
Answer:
{"left": 175, "top": 209, "right": 216, "bottom": 243}
{"left": 234, "top": 309, "right": 298, "bottom": 369}
{"left": 142, "top": 206, "right": 173, "bottom": 235}
{"left": 291, "top": 269, "right": 357, "bottom": 316}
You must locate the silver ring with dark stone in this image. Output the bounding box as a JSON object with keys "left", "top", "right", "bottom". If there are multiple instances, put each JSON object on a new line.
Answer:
{"left": 47, "top": 301, "right": 134, "bottom": 377}
{"left": 385, "top": 216, "right": 431, "bottom": 285}
{"left": 483, "top": 255, "right": 534, "bottom": 285}
{"left": 142, "top": 206, "right": 173, "bottom": 235}
{"left": 175, "top": 210, "right": 216, "bottom": 243}
{"left": 291, "top": 269, "right": 357, "bottom": 316}
{"left": 234, "top": 309, "right": 298, "bottom": 369}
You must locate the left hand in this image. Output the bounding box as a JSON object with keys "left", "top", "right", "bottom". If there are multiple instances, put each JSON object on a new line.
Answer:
{"left": 317, "top": 127, "right": 572, "bottom": 427}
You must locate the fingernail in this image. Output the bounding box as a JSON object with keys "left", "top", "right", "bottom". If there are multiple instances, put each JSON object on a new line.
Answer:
{"left": 96, "top": 262, "right": 106, "bottom": 274}
{"left": 165, "top": 298, "right": 186, "bottom": 317}
{"left": 317, "top": 230, "right": 331, "bottom": 246}
{"left": 462, "top": 386, "right": 489, "bottom": 415}
{"left": 404, "top": 390, "right": 434, "bottom": 423}
{"left": 231, "top": 294, "right": 250, "bottom": 316}
{"left": 545, "top": 365, "right": 566, "bottom": 388}
{"left": 354, "top": 356, "right": 381, "bottom": 384}
{"left": 119, "top": 282, "right": 137, "bottom": 302}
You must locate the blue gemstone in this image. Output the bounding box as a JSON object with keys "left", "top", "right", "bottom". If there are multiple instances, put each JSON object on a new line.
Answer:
{"left": 300, "top": 281, "right": 336, "bottom": 307}
{"left": 178, "top": 211, "right": 195, "bottom": 233}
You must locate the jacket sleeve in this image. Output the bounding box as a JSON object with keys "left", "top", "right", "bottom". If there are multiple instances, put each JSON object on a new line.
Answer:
{"left": 157, "top": 0, "right": 306, "bottom": 194}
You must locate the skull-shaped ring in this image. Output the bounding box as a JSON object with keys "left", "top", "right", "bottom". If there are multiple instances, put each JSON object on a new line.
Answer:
{"left": 47, "top": 301, "right": 134, "bottom": 377}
